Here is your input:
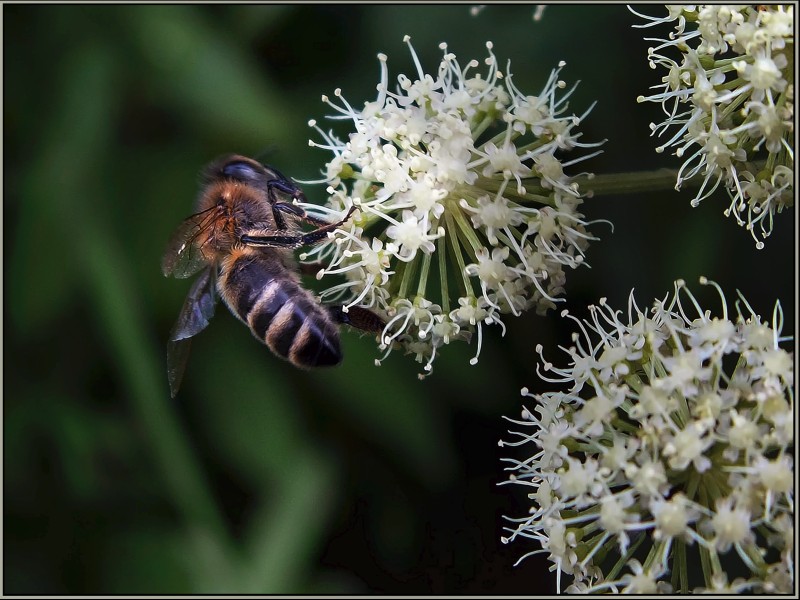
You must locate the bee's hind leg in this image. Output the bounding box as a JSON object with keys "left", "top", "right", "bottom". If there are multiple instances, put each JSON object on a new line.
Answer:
{"left": 327, "top": 305, "right": 385, "bottom": 333}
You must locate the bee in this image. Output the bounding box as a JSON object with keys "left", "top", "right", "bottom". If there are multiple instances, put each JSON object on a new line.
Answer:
{"left": 162, "top": 154, "right": 384, "bottom": 397}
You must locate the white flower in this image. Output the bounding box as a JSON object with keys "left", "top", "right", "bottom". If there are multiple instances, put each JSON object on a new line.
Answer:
{"left": 633, "top": 5, "right": 794, "bottom": 248}
{"left": 500, "top": 278, "right": 794, "bottom": 593}
{"left": 651, "top": 493, "right": 699, "bottom": 542}
{"left": 615, "top": 561, "right": 669, "bottom": 594}
{"left": 300, "top": 37, "right": 603, "bottom": 375}
{"left": 384, "top": 210, "right": 441, "bottom": 259}
{"left": 710, "top": 497, "right": 755, "bottom": 552}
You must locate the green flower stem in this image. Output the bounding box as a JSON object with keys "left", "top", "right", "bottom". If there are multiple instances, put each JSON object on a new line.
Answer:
{"left": 741, "top": 541, "right": 768, "bottom": 574}
{"left": 449, "top": 202, "right": 484, "bottom": 254}
{"left": 673, "top": 539, "right": 689, "bottom": 593}
{"left": 444, "top": 212, "right": 473, "bottom": 298}
{"left": 607, "top": 162, "right": 775, "bottom": 195}
{"left": 397, "top": 253, "right": 419, "bottom": 302}
{"left": 685, "top": 469, "right": 702, "bottom": 503}
{"left": 476, "top": 176, "right": 553, "bottom": 204}
{"left": 512, "top": 162, "right": 771, "bottom": 202}
{"left": 416, "top": 250, "right": 433, "bottom": 298}
{"left": 605, "top": 533, "right": 647, "bottom": 581}
{"left": 718, "top": 88, "right": 750, "bottom": 121}
{"left": 568, "top": 161, "right": 764, "bottom": 197}
{"left": 608, "top": 416, "right": 641, "bottom": 436}
{"left": 707, "top": 547, "right": 725, "bottom": 586}
{"left": 642, "top": 538, "right": 668, "bottom": 572}
{"left": 622, "top": 372, "right": 646, "bottom": 395}
{"left": 698, "top": 544, "right": 715, "bottom": 589}
{"left": 471, "top": 113, "right": 496, "bottom": 140}
{"left": 577, "top": 169, "right": 690, "bottom": 196}
{"left": 437, "top": 234, "right": 451, "bottom": 314}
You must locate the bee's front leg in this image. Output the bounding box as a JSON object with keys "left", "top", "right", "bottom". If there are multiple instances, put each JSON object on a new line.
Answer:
{"left": 241, "top": 206, "right": 356, "bottom": 249}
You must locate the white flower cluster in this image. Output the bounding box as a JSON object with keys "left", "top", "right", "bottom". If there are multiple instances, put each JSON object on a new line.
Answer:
{"left": 300, "top": 37, "right": 603, "bottom": 375}
{"left": 633, "top": 5, "right": 794, "bottom": 248}
{"left": 499, "top": 278, "right": 794, "bottom": 593}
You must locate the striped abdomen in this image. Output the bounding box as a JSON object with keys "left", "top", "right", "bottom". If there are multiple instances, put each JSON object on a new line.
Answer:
{"left": 218, "top": 250, "right": 342, "bottom": 367}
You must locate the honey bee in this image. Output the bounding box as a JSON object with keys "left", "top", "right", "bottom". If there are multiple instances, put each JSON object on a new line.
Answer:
{"left": 162, "top": 154, "right": 384, "bottom": 397}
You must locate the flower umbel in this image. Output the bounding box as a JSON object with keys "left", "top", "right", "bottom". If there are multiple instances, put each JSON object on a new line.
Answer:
{"left": 499, "top": 278, "right": 794, "bottom": 593}
{"left": 300, "top": 37, "right": 603, "bottom": 376}
{"left": 633, "top": 5, "right": 794, "bottom": 248}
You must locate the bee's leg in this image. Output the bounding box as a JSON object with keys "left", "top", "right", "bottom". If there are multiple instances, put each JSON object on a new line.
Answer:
{"left": 298, "top": 205, "right": 356, "bottom": 244}
{"left": 272, "top": 201, "right": 339, "bottom": 228}
{"left": 271, "top": 205, "right": 289, "bottom": 231}
{"left": 328, "top": 305, "right": 385, "bottom": 333}
{"left": 266, "top": 178, "right": 307, "bottom": 230}
{"left": 241, "top": 206, "right": 356, "bottom": 248}
{"left": 239, "top": 233, "right": 303, "bottom": 249}
{"left": 267, "top": 178, "right": 305, "bottom": 203}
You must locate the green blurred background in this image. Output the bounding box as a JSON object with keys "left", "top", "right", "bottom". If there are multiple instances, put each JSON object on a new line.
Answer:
{"left": 3, "top": 4, "right": 794, "bottom": 594}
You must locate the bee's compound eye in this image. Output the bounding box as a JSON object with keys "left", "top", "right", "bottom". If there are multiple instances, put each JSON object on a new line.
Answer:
{"left": 222, "top": 161, "right": 263, "bottom": 182}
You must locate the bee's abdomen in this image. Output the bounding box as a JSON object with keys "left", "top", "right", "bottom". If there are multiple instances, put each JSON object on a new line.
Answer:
{"left": 250, "top": 282, "right": 342, "bottom": 367}
{"left": 220, "top": 253, "right": 342, "bottom": 367}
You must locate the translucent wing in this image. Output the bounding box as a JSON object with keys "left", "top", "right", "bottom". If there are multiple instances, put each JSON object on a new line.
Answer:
{"left": 166, "top": 338, "right": 193, "bottom": 400}
{"left": 161, "top": 208, "right": 217, "bottom": 279}
{"left": 166, "top": 267, "right": 218, "bottom": 397}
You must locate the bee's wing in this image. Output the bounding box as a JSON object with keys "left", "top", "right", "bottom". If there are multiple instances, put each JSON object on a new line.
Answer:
{"left": 162, "top": 209, "right": 216, "bottom": 279}
{"left": 166, "top": 338, "right": 193, "bottom": 399}
{"left": 166, "top": 267, "right": 218, "bottom": 397}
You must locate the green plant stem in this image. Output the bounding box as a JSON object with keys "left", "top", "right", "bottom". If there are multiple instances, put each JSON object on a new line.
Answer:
{"left": 518, "top": 161, "right": 769, "bottom": 200}
{"left": 507, "top": 168, "right": 687, "bottom": 200}
{"left": 577, "top": 168, "right": 687, "bottom": 196}
{"left": 584, "top": 160, "right": 769, "bottom": 198}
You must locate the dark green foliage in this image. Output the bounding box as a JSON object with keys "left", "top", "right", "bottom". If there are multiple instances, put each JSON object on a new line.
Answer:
{"left": 3, "top": 4, "right": 792, "bottom": 594}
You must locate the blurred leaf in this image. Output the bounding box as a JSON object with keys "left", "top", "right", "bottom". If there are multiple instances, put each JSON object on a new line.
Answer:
{"left": 3, "top": 391, "right": 49, "bottom": 497}
{"left": 225, "top": 4, "right": 295, "bottom": 42}
{"left": 125, "top": 6, "right": 295, "bottom": 146}
{"left": 99, "top": 527, "right": 193, "bottom": 593}
{"left": 310, "top": 334, "right": 458, "bottom": 491}
{"left": 26, "top": 37, "right": 236, "bottom": 571}
{"left": 188, "top": 322, "right": 308, "bottom": 485}
{"left": 240, "top": 448, "right": 338, "bottom": 593}
{"left": 5, "top": 216, "right": 79, "bottom": 338}
{"left": 182, "top": 526, "right": 240, "bottom": 593}
{"left": 45, "top": 399, "right": 127, "bottom": 502}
